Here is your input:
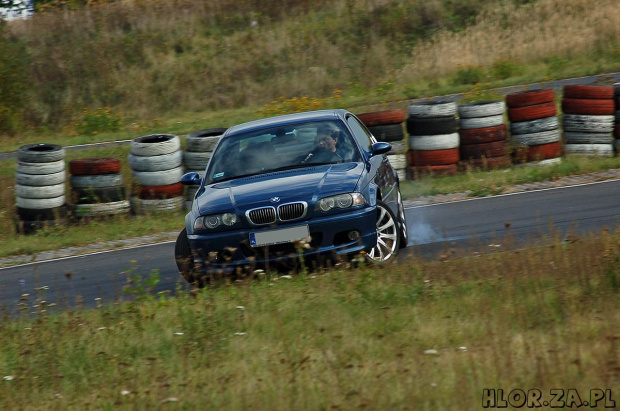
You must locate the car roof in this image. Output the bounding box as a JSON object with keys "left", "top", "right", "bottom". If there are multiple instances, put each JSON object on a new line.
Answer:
{"left": 224, "top": 109, "right": 350, "bottom": 136}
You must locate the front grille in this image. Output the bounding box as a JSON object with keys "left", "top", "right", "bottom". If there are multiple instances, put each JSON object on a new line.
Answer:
{"left": 247, "top": 207, "right": 276, "bottom": 225}
{"left": 278, "top": 202, "right": 307, "bottom": 221}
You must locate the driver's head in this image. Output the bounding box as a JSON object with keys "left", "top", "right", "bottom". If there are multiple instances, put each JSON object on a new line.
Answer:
{"left": 315, "top": 124, "right": 339, "bottom": 152}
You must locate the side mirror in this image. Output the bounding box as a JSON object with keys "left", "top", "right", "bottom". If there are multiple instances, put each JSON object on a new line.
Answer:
{"left": 371, "top": 142, "right": 392, "bottom": 156}
{"left": 180, "top": 172, "right": 201, "bottom": 186}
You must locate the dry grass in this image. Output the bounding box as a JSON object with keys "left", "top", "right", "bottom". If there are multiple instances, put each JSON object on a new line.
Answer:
{"left": 0, "top": 229, "right": 619, "bottom": 409}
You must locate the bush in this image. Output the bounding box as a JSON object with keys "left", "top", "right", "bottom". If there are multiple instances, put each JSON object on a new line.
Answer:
{"left": 451, "top": 65, "right": 485, "bottom": 85}
{"left": 0, "top": 20, "right": 30, "bottom": 135}
{"left": 490, "top": 58, "right": 524, "bottom": 80}
{"left": 73, "top": 107, "right": 122, "bottom": 136}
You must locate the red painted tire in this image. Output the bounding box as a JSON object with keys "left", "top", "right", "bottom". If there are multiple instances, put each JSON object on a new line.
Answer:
{"left": 505, "top": 89, "right": 555, "bottom": 107}
{"left": 407, "top": 148, "right": 459, "bottom": 166}
{"left": 458, "top": 124, "right": 507, "bottom": 145}
{"left": 406, "top": 164, "right": 458, "bottom": 179}
{"left": 69, "top": 158, "right": 122, "bottom": 175}
{"left": 356, "top": 109, "right": 405, "bottom": 127}
{"left": 561, "top": 98, "right": 615, "bottom": 115}
{"left": 507, "top": 102, "right": 557, "bottom": 122}
{"left": 466, "top": 156, "right": 512, "bottom": 170}
{"left": 563, "top": 85, "right": 614, "bottom": 100}
{"left": 139, "top": 183, "right": 184, "bottom": 199}
{"left": 526, "top": 141, "right": 562, "bottom": 161}
{"left": 460, "top": 141, "right": 507, "bottom": 159}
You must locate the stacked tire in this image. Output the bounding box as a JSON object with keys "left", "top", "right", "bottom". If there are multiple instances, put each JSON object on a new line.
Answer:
{"left": 458, "top": 101, "right": 511, "bottom": 169}
{"left": 183, "top": 128, "right": 226, "bottom": 208}
{"left": 357, "top": 110, "right": 407, "bottom": 180}
{"left": 68, "top": 158, "right": 130, "bottom": 218}
{"left": 561, "top": 85, "right": 615, "bottom": 157}
{"left": 129, "top": 134, "right": 185, "bottom": 214}
{"left": 614, "top": 83, "right": 620, "bottom": 153}
{"left": 506, "top": 89, "right": 562, "bottom": 165}
{"left": 14, "top": 144, "right": 67, "bottom": 234}
{"left": 405, "top": 101, "right": 459, "bottom": 178}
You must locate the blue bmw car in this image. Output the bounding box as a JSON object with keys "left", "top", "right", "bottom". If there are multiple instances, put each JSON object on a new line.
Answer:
{"left": 175, "top": 109, "right": 408, "bottom": 285}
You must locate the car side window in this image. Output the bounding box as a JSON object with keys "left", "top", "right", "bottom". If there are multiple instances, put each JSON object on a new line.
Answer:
{"left": 346, "top": 115, "right": 374, "bottom": 153}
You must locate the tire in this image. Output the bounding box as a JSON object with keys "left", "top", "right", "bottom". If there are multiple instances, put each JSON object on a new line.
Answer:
{"left": 70, "top": 173, "right": 123, "bottom": 188}
{"left": 408, "top": 133, "right": 459, "bottom": 151}
{"left": 561, "top": 98, "right": 615, "bottom": 115}
{"left": 130, "top": 134, "right": 181, "bottom": 156}
{"left": 17, "top": 144, "right": 65, "bottom": 163}
{"left": 525, "top": 141, "right": 562, "bottom": 161}
{"left": 139, "top": 182, "right": 185, "bottom": 200}
{"left": 16, "top": 206, "right": 67, "bottom": 221}
{"left": 562, "top": 114, "right": 615, "bottom": 133}
{"left": 128, "top": 150, "right": 183, "bottom": 172}
{"left": 466, "top": 156, "right": 512, "bottom": 170}
{"left": 16, "top": 160, "right": 65, "bottom": 175}
{"left": 406, "top": 164, "right": 458, "bottom": 178}
{"left": 510, "top": 129, "right": 561, "bottom": 146}
{"left": 408, "top": 101, "right": 457, "bottom": 118}
{"left": 457, "top": 100, "right": 506, "bottom": 118}
{"left": 563, "top": 143, "right": 613, "bottom": 157}
{"left": 72, "top": 200, "right": 131, "bottom": 217}
{"left": 396, "top": 190, "right": 408, "bottom": 249}
{"left": 507, "top": 102, "right": 556, "bottom": 122}
{"left": 368, "top": 124, "right": 404, "bottom": 142}
{"left": 185, "top": 168, "right": 206, "bottom": 179}
{"left": 175, "top": 228, "right": 203, "bottom": 287}
{"left": 15, "top": 170, "right": 65, "bottom": 186}
{"left": 16, "top": 195, "right": 66, "bottom": 210}
{"left": 407, "top": 148, "right": 460, "bottom": 166}
{"left": 388, "top": 140, "right": 407, "bottom": 154}
{"left": 563, "top": 132, "right": 613, "bottom": 144}
{"left": 387, "top": 154, "right": 407, "bottom": 170}
{"left": 458, "top": 125, "right": 507, "bottom": 144}
{"left": 615, "top": 124, "right": 620, "bottom": 139}
{"left": 15, "top": 183, "right": 65, "bottom": 199}
{"left": 510, "top": 116, "right": 559, "bottom": 135}
{"left": 71, "top": 186, "right": 127, "bottom": 204}
{"left": 406, "top": 116, "right": 457, "bottom": 135}
{"left": 365, "top": 200, "right": 400, "bottom": 265}
{"left": 505, "top": 89, "right": 555, "bottom": 107}
{"left": 183, "top": 151, "right": 212, "bottom": 170}
{"left": 459, "top": 115, "right": 504, "bottom": 130}
{"left": 185, "top": 128, "right": 227, "bottom": 152}
{"left": 15, "top": 219, "right": 68, "bottom": 235}
{"left": 69, "top": 158, "right": 121, "bottom": 175}
{"left": 132, "top": 166, "right": 184, "bottom": 186}
{"left": 460, "top": 141, "right": 507, "bottom": 159}
{"left": 357, "top": 109, "right": 405, "bottom": 127}
{"left": 563, "top": 85, "right": 614, "bottom": 99}
{"left": 131, "top": 196, "right": 185, "bottom": 214}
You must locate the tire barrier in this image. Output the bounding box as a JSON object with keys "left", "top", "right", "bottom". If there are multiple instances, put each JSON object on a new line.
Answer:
{"left": 14, "top": 143, "right": 68, "bottom": 234}
{"left": 68, "top": 157, "right": 130, "bottom": 218}
{"left": 614, "top": 83, "right": 620, "bottom": 153}
{"left": 458, "top": 101, "right": 510, "bottom": 169}
{"left": 406, "top": 101, "right": 459, "bottom": 178}
{"left": 183, "top": 128, "right": 226, "bottom": 209}
{"left": 561, "top": 85, "right": 615, "bottom": 157}
{"left": 357, "top": 110, "right": 406, "bottom": 178}
{"left": 506, "top": 89, "right": 562, "bottom": 165}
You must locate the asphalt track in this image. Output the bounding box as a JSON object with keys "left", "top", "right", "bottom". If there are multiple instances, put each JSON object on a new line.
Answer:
{"left": 2, "top": 178, "right": 620, "bottom": 316}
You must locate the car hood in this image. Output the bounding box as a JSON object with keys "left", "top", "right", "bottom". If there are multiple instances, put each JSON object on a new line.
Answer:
{"left": 195, "top": 163, "right": 365, "bottom": 215}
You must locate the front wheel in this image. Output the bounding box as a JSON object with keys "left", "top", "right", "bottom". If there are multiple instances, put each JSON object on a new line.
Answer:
{"left": 175, "top": 228, "right": 205, "bottom": 287}
{"left": 366, "top": 200, "right": 400, "bottom": 265}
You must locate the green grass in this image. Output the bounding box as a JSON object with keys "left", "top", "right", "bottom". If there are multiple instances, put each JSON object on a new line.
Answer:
{"left": 1, "top": 230, "right": 618, "bottom": 409}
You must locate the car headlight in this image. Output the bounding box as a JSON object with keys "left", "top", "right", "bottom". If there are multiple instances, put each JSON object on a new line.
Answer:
{"left": 315, "top": 193, "right": 366, "bottom": 212}
{"left": 193, "top": 213, "right": 238, "bottom": 230}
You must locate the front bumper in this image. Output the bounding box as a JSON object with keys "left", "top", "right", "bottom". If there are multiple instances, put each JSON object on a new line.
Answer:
{"left": 187, "top": 206, "right": 377, "bottom": 275}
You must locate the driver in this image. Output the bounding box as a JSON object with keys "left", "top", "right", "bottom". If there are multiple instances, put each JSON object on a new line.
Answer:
{"left": 301, "top": 124, "right": 342, "bottom": 164}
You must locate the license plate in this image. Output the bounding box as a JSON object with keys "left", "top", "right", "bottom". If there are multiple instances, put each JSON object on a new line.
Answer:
{"left": 249, "top": 225, "right": 309, "bottom": 247}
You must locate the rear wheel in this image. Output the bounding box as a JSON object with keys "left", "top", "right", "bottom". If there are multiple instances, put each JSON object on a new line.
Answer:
{"left": 366, "top": 201, "right": 400, "bottom": 264}
{"left": 175, "top": 228, "right": 204, "bottom": 287}
{"left": 397, "top": 191, "right": 408, "bottom": 248}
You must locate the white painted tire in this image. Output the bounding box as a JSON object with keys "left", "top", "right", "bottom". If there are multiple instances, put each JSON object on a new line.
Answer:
{"left": 459, "top": 115, "right": 504, "bottom": 130}
{"left": 133, "top": 166, "right": 184, "bottom": 186}
{"left": 388, "top": 141, "right": 407, "bottom": 154}
{"left": 510, "top": 129, "right": 561, "bottom": 146}
{"left": 563, "top": 132, "right": 613, "bottom": 144}
{"left": 458, "top": 101, "right": 506, "bottom": 118}
{"left": 128, "top": 150, "right": 183, "bottom": 172}
{"left": 15, "top": 170, "right": 65, "bottom": 186}
{"left": 17, "top": 144, "right": 65, "bottom": 163}
{"left": 70, "top": 174, "right": 123, "bottom": 188}
{"left": 387, "top": 154, "right": 407, "bottom": 170}
{"left": 510, "top": 116, "right": 559, "bottom": 135}
{"left": 408, "top": 101, "right": 457, "bottom": 118}
{"left": 130, "top": 134, "right": 181, "bottom": 156}
{"left": 15, "top": 183, "right": 65, "bottom": 199}
{"left": 183, "top": 151, "right": 212, "bottom": 169}
{"left": 563, "top": 143, "right": 613, "bottom": 156}
{"left": 562, "top": 114, "right": 614, "bottom": 133}
{"left": 186, "top": 135, "right": 221, "bottom": 152}
{"left": 72, "top": 200, "right": 131, "bottom": 217}
{"left": 16, "top": 160, "right": 65, "bottom": 175}
{"left": 16, "top": 195, "right": 66, "bottom": 210}
{"left": 131, "top": 196, "right": 184, "bottom": 214}
{"left": 408, "top": 133, "right": 459, "bottom": 150}
{"left": 396, "top": 168, "right": 407, "bottom": 182}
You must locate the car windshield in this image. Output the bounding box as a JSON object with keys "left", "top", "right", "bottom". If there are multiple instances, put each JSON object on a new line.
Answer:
{"left": 205, "top": 120, "right": 361, "bottom": 183}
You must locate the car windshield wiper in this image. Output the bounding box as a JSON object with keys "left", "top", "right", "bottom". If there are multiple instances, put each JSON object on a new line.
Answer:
{"left": 210, "top": 163, "right": 336, "bottom": 183}
{"left": 269, "top": 162, "right": 334, "bottom": 172}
